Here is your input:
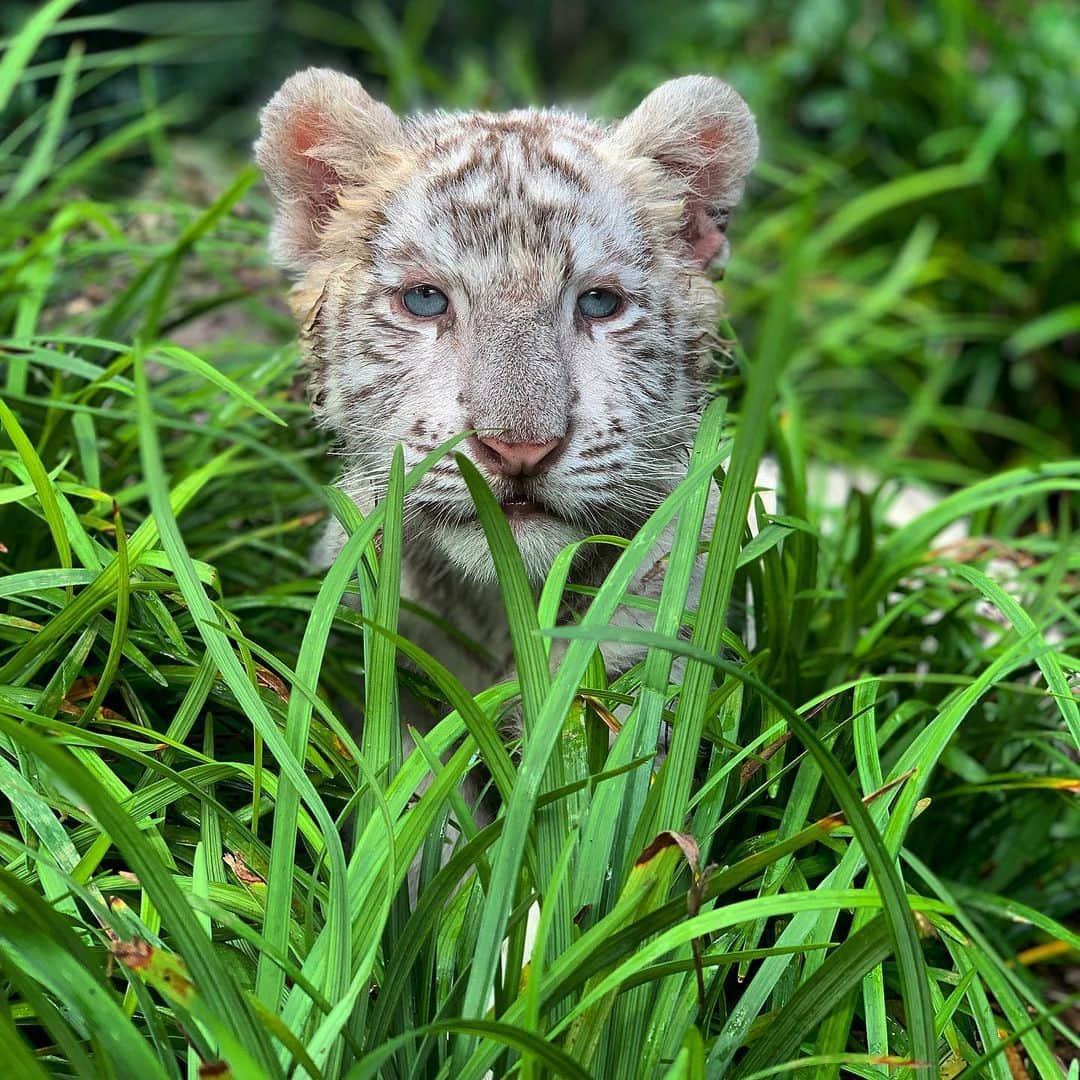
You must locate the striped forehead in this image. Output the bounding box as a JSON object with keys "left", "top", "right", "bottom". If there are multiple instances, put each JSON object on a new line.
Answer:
{"left": 423, "top": 113, "right": 600, "bottom": 195}
{"left": 370, "top": 112, "right": 649, "bottom": 291}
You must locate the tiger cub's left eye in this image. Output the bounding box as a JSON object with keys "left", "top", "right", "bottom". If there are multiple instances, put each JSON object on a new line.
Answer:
{"left": 577, "top": 288, "right": 621, "bottom": 319}
{"left": 402, "top": 284, "right": 449, "bottom": 317}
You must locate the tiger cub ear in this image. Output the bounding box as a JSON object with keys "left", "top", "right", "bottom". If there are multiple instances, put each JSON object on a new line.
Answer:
{"left": 613, "top": 75, "right": 758, "bottom": 269}
{"left": 254, "top": 67, "right": 403, "bottom": 271}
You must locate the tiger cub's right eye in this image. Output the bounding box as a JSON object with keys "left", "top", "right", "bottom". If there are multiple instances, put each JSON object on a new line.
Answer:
{"left": 401, "top": 284, "right": 449, "bottom": 317}
{"left": 577, "top": 288, "right": 621, "bottom": 319}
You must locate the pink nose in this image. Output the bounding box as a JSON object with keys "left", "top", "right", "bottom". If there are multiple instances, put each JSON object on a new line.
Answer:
{"left": 475, "top": 435, "right": 563, "bottom": 477}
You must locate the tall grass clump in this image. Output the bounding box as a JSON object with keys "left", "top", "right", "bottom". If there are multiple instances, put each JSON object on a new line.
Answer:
{"left": 1, "top": 3, "right": 1077, "bottom": 1078}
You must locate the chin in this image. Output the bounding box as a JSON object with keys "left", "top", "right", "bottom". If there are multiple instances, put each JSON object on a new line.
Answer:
{"left": 434, "top": 515, "right": 583, "bottom": 586}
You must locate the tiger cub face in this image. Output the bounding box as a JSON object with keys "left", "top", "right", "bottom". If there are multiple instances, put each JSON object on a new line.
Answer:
{"left": 256, "top": 70, "right": 757, "bottom": 583}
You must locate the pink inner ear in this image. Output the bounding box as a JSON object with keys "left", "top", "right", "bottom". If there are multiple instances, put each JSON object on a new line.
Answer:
{"left": 688, "top": 204, "right": 725, "bottom": 266}
{"left": 286, "top": 106, "right": 324, "bottom": 156}
{"left": 680, "top": 123, "right": 731, "bottom": 267}
{"left": 286, "top": 108, "right": 344, "bottom": 228}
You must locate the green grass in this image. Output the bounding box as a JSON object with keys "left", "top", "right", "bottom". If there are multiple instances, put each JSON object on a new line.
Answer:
{"left": 1, "top": 3, "right": 1078, "bottom": 1078}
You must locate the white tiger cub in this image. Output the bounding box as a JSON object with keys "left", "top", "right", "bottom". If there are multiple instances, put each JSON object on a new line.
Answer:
{"left": 255, "top": 68, "right": 758, "bottom": 695}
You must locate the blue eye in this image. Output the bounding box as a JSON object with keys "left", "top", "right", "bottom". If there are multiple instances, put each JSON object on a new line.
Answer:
{"left": 577, "top": 288, "right": 621, "bottom": 319}
{"left": 402, "top": 284, "right": 449, "bottom": 317}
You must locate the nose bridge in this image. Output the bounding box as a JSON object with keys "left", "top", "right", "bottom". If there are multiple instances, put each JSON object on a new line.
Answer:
{"left": 463, "top": 305, "right": 570, "bottom": 442}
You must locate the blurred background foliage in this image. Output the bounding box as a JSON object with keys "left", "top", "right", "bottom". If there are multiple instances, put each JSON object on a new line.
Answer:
{"left": 3, "top": 0, "right": 1078, "bottom": 476}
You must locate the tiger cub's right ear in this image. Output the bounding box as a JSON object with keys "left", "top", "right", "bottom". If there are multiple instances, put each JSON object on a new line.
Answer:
{"left": 612, "top": 75, "right": 758, "bottom": 270}
{"left": 254, "top": 67, "right": 403, "bottom": 271}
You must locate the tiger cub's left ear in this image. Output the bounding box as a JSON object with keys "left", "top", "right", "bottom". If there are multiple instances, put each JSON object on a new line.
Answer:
{"left": 255, "top": 67, "right": 403, "bottom": 272}
{"left": 612, "top": 75, "right": 758, "bottom": 269}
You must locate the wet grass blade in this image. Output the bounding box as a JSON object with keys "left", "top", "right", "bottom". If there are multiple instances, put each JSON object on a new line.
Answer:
{"left": 0, "top": 724, "right": 277, "bottom": 1074}
{"left": 733, "top": 915, "right": 893, "bottom": 1078}
{"left": 544, "top": 625, "right": 938, "bottom": 1079}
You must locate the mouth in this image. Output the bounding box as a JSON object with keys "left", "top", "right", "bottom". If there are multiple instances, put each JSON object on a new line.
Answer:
{"left": 413, "top": 486, "right": 570, "bottom": 530}
{"left": 499, "top": 496, "right": 547, "bottom": 520}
